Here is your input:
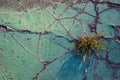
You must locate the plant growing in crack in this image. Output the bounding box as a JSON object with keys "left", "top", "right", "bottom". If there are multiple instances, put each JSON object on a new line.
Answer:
{"left": 74, "top": 35, "right": 106, "bottom": 61}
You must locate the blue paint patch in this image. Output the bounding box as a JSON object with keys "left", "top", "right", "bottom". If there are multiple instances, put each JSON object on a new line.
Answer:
{"left": 56, "top": 50, "right": 91, "bottom": 80}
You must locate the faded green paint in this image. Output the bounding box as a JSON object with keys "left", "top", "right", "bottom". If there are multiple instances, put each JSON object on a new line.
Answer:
{"left": 0, "top": 0, "right": 120, "bottom": 80}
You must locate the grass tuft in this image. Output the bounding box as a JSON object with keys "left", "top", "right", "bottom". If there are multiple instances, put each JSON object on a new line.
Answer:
{"left": 74, "top": 35, "right": 106, "bottom": 61}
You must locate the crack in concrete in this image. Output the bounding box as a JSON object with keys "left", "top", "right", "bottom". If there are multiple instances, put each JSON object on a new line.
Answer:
{"left": 0, "top": 0, "right": 120, "bottom": 80}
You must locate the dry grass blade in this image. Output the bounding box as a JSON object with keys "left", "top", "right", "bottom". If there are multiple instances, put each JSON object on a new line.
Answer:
{"left": 74, "top": 35, "right": 106, "bottom": 61}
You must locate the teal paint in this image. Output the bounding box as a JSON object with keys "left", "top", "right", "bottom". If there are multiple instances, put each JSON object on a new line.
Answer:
{"left": 0, "top": 0, "right": 120, "bottom": 80}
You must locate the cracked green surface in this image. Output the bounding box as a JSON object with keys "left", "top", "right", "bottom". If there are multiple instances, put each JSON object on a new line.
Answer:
{"left": 0, "top": 0, "right": 120, "bottom": 80}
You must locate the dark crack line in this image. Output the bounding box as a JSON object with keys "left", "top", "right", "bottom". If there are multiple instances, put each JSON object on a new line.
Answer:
{"left": 32, "top": 66, "right": 46, "bottom": 80}
{"left": 0, "top": 24, "right": 53, "bottom": 35}
{"left": 88, "top": 1, "right": 99, "bottom": 34}
{"left": 32, "top": 49, "right": 69, "bottom": 80}
{"left": 1, "top": 1, "right": 120, "bottom": 80}
{"left": 93, "top": 51, "right": 120, "bottom": 79}
{"left": 111, "top": 25, "right": 120, "bottom": 37}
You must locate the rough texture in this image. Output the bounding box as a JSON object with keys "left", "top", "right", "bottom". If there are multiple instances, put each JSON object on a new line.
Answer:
{"left": 0, "top": 0, "right": 120, "bottom": 80}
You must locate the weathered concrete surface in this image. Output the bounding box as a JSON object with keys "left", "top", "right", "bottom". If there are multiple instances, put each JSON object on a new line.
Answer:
{"left": 0, "top": 0, "right": 120, "bottom": 80}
